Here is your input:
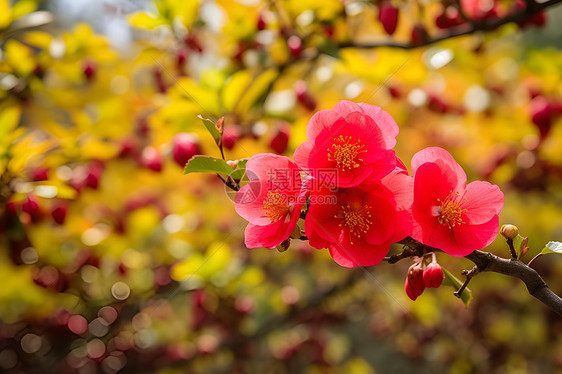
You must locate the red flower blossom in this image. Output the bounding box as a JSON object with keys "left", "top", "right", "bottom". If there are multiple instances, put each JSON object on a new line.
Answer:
{"left": 294, "top": 101, "right": 399, "bottom": 188}
{"left": 235, "top": 154, "right": 305, "bottom": 249}
{"left": 305, "top": 166, "right": 412, "bottom": 267}
{"left": 410, "top": 147, "right": 504, "bottom": 256}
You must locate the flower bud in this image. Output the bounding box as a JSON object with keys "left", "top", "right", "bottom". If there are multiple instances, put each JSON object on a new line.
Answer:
{"left": 85, "top": 161, "right": 104, "bottom": 190}
{"left": 500, "top": 224, "right": 519, "bottom": 240}
{"left": 22, "top": 195, "right": 42, "bottom": 222}
{"left": 269, "top": 124, "right": 290, "bottom": 154}
{"left": 423, "top": 263, "right": 444, "bottom": 288}
{"left": 294, "top": 80, "right": 317, "bottom": 111}
{"left": 222, "top": 125, "right": 241, "bottom": 150}
{"left": 172, "top": 133, "right": 200, "bottom": 167}
{"left": 287, "top": 35, "right": 303, "bottom": 58}
{"left": 405, "top": 264, "right": 425, "bottom": 301}
{"left": 410, "top": 24, "right": 428, "bottom": 46}
{"left": 141, "top": 146, "right": 163, "bottom": 172}
{"left": 530, "top": 96, "right": 553, "bottom": 139}
{"left": 257, "top": 13, "right": 266, "bottom": 31}
{"left": 31, "top": 167, "right": 49, "bottom": 181}
{"left": 51, "top": 200, "right": 68, "bottom": 225}
{"left": 83, "top": 60, "right": 97, "bottom": 80}
{"left": 378, "top": 3, "right": 399, "bottom": 35}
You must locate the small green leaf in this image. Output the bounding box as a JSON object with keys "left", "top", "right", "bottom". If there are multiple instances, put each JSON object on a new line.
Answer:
{"left": 197, "top": 115, "right": 222, "bottom": 147}
{"left": 230, "top": 158, "right": 248, "bottom": 180}
{"left": 541, "top": 241, "right": 562, "bottom": 255}
{"left": 441, "top": 267, "right": 472, "bottom": 308}
{"left": 184, "top": 156, "right": 235, "bottom": 175}
{"left": 513, "top": 234, "right": 523, "bottom": 253}
{"left": 318, "top": 39, "right": 340, "bottom": 59}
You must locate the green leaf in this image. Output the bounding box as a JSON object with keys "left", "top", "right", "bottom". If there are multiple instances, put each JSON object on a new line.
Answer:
{"left": 513, "top": 234, "right": 523, "bottom": 253}
{"left": 318, "top": 39, "right": 340, "bottom": 59}
{"left": 230, "top": 158, "right": 248, "bottom": 180}
{"left": 197, "top": 115, "right": 222, "bottom": 148}
{"left": 441, "top": 267, "right": 472, "bottom": 308}
{"left": 541, "top": 241, "right": 562, "bottom": 255}
{"left": 184, "top": 156, "right": 235, "bottom": 175}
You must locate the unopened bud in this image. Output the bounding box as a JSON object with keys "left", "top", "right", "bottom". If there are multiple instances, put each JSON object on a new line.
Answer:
{"left": 378, "top": 3, "right": 399, "bottom": 35}
{"left": 423, "top": 263, "right": 444, "bottom": 288}
{"left": 519, "top": 236, "right": 530, "bottom": 259}
{"left": 405, "top": 263, "right": 425, "bottom": 301}
{"left": 501, "top": 224, "right": 519, "bottom": 240}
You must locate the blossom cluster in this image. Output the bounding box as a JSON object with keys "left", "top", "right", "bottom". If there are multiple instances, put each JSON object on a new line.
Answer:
{"left": 235, "top": 101, "right": 504, "bottom": 268}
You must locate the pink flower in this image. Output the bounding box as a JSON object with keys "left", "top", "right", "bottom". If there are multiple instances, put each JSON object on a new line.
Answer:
{"left": 235, "top": 154, "right": 305, "bottom": 249}
{"left": 410, "top": 147, "right": 504, "bottom": 256}
{"left": 305, "top": 166, "right": 412, "bottom": 267}
{"left": 294, "top": 101, "right": 399, "bottom": 188}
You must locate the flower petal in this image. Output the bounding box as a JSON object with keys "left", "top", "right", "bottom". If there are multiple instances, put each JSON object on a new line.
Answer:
{"left": 356, "top": 103, "right": 399, "bottom": 148}
{"left": 328, "top": 239, "right": 390, "bottom": 268}
{"left": 411, "top": 147, "right": 466, "bottom": 191}
{"left": 462, "top": 181, "right": 504, "bottom": 225}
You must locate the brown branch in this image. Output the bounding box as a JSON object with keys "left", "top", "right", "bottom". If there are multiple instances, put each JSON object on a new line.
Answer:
{"left": 381, "top": 237, "right": 562, "bottom": 316}
{"left": 465, "top": 250, "right": 562, "bottom": 316}
{"left": 336, "top": 0, "right": 561, "bottom": 51}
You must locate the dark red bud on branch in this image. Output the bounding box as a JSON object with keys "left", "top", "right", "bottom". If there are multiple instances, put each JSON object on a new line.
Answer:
{"left": 405, "top": 264, "right": 425, "bottom": 300}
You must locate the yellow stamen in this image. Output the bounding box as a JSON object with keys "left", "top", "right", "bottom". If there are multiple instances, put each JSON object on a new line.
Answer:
{"left": 437, "top": 191, "right": 467, "bottom": 229}
{"left": 335, "top": 204, "right": 373, "bottom": 244}
{"left": 263, "top": 190, "right": 289, "bottom": 222}
{"left": 327, "top": 135, "right": 367, "bottom": 171}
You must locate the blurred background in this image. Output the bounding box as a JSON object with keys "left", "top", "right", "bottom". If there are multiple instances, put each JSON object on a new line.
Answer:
{"left": 1, "top": 0, "right": 562, "bottom": 372}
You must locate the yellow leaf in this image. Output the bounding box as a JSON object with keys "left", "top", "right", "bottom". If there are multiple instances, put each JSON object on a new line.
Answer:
{"left": 127, "top": 11, "right": 168, "bottom": 30}
{"left": 166, "top": 0, "right": 199, "bottom": 29}
{"left": 0, "top": 105, "right": 22, "bottom": 139}
{"left": 221, "top": 70, "right": 253, "bottom": 113}
{"left": 22, "top": 31, "right": 53, "bottom": 49}
{"left": 5, "top": 40, "right": 35, "bottom": 76}
{"left": 236, "top": 69, "right": 278, "bottom": 114}
{"left": 0, "top": 0, "right": 12, "bottom": 29}
{"left": 11, "top": 0, "right": 39, "bottom": 19}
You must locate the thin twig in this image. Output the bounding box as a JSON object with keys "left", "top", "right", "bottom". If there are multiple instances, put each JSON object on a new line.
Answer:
{"left": 454, "top": 265, "right": 479, "bottom": 298}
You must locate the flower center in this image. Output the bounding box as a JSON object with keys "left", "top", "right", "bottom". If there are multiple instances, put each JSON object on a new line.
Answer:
{"left": 335, "top": 204, "right": 373, "bottom": 244}
{"left": 327, "top": 135, "right": 366, "bottom": 171}
{"left": 436, "top": 191, "right": 467, "bottom": 229}
{"left": 263, "top": 190, "right": 289, "bottom": 222}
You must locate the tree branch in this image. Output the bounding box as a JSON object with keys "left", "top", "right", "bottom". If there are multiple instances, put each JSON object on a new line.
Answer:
{"left": 465, "top": 250, "right": 562, "bottom": 316}
{"left": 336, "top": 0, "right": 561, "bottom": 51}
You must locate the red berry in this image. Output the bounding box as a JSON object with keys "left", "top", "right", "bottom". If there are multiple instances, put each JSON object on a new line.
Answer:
{"left": 378, "top": 3, "right": 399, "bottom": 35}
{"left": 141, "top": 147, "right": 163, "bottom": 172}
{"left": 51, "top": 200, "right": 68, "bottom": 225}
{"left": 405, "top": 264, "right": 425, "bottom": 301}
{"left": 172, "top": 132, "right": 200, "bottom": 167}
{"left": 423, "top": 263, "right": 444, "bottom": 288}
{"left": 269, "top": 124, "right": 290, "bottom": 154}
